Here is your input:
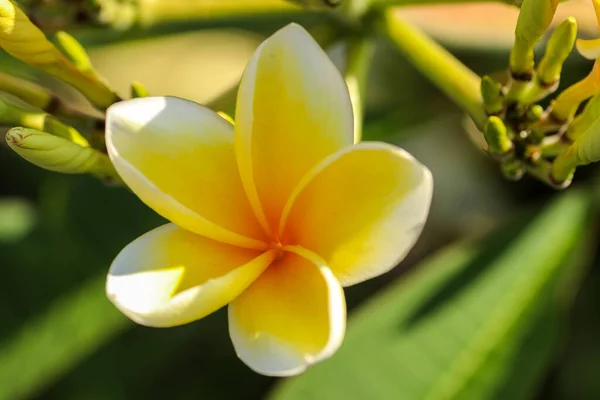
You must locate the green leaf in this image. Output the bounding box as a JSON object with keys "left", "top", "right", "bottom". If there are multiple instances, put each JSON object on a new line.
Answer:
{"left": 0, "top": 275, "right": 130, "bottom": 400}
{"left": 271, "top": 191, "right": 593, "bottom": 400}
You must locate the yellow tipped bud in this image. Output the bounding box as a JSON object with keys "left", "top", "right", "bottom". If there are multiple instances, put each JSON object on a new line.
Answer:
{"left": 130, "top": 81, "right": 149, "bottom": 98}
{"left": 538, "top": 17, "right": 577, "bottom": 85}
{"left": 6, "top": 128, "right": 118, "bottom": 182}
{"left": 552, "top": 61, "right": 600, "bottom": 121}
{"left": 0, "top": 0, "right": 119, "bottom": 108}
{"left": 510, "top": 0, "right": 559, "bottom": 75}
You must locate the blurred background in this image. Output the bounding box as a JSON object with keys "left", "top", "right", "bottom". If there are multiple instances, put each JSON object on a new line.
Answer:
{"left": 1, "top": 0, "right": 600, "bottom": 399}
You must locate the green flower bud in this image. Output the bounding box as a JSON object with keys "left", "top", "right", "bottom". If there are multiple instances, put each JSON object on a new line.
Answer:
{"left": 54, "top": 31, "right": 93, "bottom": 73}
{"left": 537, "top": 17, "right": 577, "bottom": 86}
{"left": 5, "top": 127, "right": 119, "bottom": 182}
{"left": 510, "top": 0, "right": 559, "bottom": 76}
{"left": 481, "top": 76, "right": 504, "bottom": 115}
{"left": 501, "top": 159, "right": 525, "bottom": 181}
{"left": 527, "top": 105, "right": 545, "bottom": 122}
{"left": 0, "top": 0, "right": 119, "bottom": 109}
{"left": 484, "top": 116, "right": 513, "bottom": 156}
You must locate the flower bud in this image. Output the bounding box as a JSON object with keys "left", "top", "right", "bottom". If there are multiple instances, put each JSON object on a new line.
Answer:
{"left": 481, "top": 76, "right": 504, "bottom": 115}
{"left": 0, "top": 0, "right": 119, "bottom": 108}
{"left": 130, "top": 81, "right": 150, "bottom": 98}
{"left": 484, "top": 116, "right": 513, "bottom": 156}
{"left": 510, "top": 0, "right": 559, "bottom": 76}
{"left": 54, "top": 31, "right": 93, "bottom": 73}
{"left": 6, "top": 128, "right": 119, "bottom": 182}
{"left": 537, "top": 17, "right": 577, "bottom": 85}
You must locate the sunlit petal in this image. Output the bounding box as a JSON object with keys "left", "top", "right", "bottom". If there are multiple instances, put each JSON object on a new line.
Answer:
{"left": 228, "top": 249, "right": 345, "bottom": 376}
{"left": 235, "top": 23, "right": 354, "bottom": 235}
{"left": 106, "top": 96, "right": 267, "bottom": 250}
{"left": 280, "top": 142, "right": 433, "bottom": 286}
{"left": 107, "top": 223, "right": 276, "bottom": 327}
{"left": 576, "top": 38, "right": 600, "bottom": 60}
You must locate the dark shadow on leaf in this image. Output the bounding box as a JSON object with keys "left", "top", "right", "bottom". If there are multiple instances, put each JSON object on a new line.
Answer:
{"left": 401, "top": 209, "right": 538, "bottom": 330}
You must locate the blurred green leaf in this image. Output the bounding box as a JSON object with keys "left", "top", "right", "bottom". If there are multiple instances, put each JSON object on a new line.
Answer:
{"left": 271, "top": 190, "right": 593, "bottom": 400}
{"left": 0, "top": 198, "right": 36, "bottom": 243}
{"left": 0, "top": 275, "right": 130, "bottom": 400}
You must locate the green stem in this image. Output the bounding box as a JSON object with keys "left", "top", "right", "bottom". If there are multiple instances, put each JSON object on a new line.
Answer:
{"left": 344, "top": 36, "right": 376, "bottom": 143}
{"left": 134, "top": 0, "right": 305, "bottom": 26}
{"left": 0, "top": 97, "right": 88, "bottom": 146}
{"left": 375, "top": 8, "right": 486, "bottom": 129}
{"left": 0, "top": 72, "right": 101, "bottom": 121}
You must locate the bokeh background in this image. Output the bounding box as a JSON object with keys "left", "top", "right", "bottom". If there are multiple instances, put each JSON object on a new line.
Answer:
{"left": 1, "top": 1, "right": 600, "bottom": 399}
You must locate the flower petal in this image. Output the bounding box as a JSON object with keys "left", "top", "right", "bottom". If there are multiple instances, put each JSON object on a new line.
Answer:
{"left": 107, "top": 223, "right": 276, "bottom": 327}
{"left": 280, "top": 142, "right": 433, "bottom": 287}
{"left": 235, "top": 23, "right": 354, "bottom": 235}
{"left": 106, "top": 96, "right": 267, "bottom": 250}
{"left": 576, "top": 38, "right": 600, "bottom": 60}
{"left": 228, "top": 249, "right": 346, "bottom": 376}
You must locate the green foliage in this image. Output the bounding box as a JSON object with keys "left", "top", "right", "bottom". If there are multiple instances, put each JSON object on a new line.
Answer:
{"left": 0, "top": 198, "right": 36, "bottom": 243}
{"left": 0, "top": 275, "right": 129, "bottom": 400}
{"left": 271, "top": 191, "right": 592, "bottom": 400}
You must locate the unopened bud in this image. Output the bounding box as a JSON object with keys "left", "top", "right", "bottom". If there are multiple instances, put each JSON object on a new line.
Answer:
{"left": 527, "top": 105, "right": 545, "bottom": 122}
{"left": 130, "top": 81, "right": 149, "bottom": 98}
{"left": 501, "top": 159, "right": 525, "bottom": 181}
{"left": 484, "top": 116, "right": 513, "bottom": 156}
{"left": 0, "top": 0, "right": 119, "bottom": 108}
{"left": 6, "top": 128, "right": 118, "bottom": 182}
{"left": 481, "top": 76, "right": 504, "bottom": 115}
{"left": 510, "top": 0, "right": 559, "bottom": 75}
{"left": 54, "top": 31, "right": 93, "bottom": 73}
{"left": 538, "top": 17, "right": 577, "bottom": 85}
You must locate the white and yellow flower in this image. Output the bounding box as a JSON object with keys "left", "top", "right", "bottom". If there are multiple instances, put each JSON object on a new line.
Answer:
{"left": 576, "top": 0, "right": 600, "bottom": 59}
{"left": 105, "top": 23, "right": 433, "bottom": 376}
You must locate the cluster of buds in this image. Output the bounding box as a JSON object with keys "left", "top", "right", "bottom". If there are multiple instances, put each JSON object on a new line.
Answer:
{"left": 481, "top": 0, "right": 600, "bottom": 188}
{"left": 0, "top": 0, "right": 150, "bottom": 183}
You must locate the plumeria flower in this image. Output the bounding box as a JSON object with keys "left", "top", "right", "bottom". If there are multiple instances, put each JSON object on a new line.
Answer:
{"left": 576, "top": 0, "right": 600, "bottom": 59}
{"left": 105, "top": 23, "right": 433, "bottom": 376}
